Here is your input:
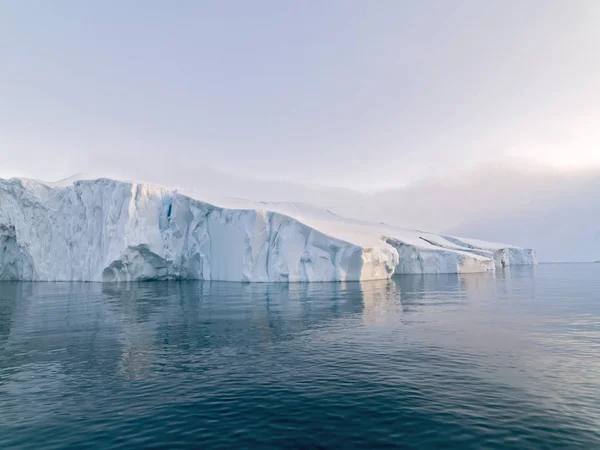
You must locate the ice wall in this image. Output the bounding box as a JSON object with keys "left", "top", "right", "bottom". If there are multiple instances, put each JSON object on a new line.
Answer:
{"left": 0, "top": 178, "right": 536, "bottom": 282}
{"left": 0, "top": 178, "right": 396, "bottom": 282}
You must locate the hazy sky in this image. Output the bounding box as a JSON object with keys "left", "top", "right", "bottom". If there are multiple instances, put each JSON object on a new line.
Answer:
{"left": 1, "top": 0, "right": 599, "bottom": 190}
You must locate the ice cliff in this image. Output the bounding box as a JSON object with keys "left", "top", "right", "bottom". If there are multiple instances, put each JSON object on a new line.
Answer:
{"left": 0, "top": 177, "right": 536, "bottom": 282}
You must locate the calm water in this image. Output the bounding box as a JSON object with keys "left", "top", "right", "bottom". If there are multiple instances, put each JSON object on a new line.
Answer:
{"left": 1, "top": 265, "right": 599, "bottom": 449}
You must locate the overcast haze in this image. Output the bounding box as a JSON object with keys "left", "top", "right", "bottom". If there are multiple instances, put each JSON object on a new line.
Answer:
{"left": 2, "top": 0, "right": 600, "bottom": 190}
{"left": 3, "top": 1, "right": 600, "bottom": 261}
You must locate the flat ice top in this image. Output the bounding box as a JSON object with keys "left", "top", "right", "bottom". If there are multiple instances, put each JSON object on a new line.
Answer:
{"left": 9, "top": 174, "right": 520, "bottom": 254}
{"left": 177, "top": 187, "right": 515, "bottom": 255}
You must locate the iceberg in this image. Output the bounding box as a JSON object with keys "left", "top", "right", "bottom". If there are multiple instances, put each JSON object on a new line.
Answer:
{"left": 0, "top": 177, "right": 536, "bottom": 282}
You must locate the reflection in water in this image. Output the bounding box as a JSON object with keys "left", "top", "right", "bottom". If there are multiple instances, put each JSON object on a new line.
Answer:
{"left": 361, "top": 280, "right": 402, "bottom": 326}
{"left": 1, "top": 282, "right": 372, "bottom": 382}
{"left": 1, "top": 265, "right": 600, "bottom": 449}
{"left": 0, "top": 283, "right": 26, "bottom": 350}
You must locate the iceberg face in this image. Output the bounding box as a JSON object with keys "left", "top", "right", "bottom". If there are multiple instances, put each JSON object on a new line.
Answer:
{"left": 439, "top": 235, "right": 538, "bottom": 268}
{"left": 0, "top": 177, "right": 536, "bottom": 282}
{"left": 383, "top": 237, "right": 497, "bottom": 275}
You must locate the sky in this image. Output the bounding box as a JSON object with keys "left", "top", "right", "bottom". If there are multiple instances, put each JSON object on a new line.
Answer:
{"left": 1, "top": 0, "right": 600, "bottom": 190}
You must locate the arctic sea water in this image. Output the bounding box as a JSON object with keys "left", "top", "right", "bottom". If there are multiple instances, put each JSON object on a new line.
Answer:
{"left": 1, "top": 264, "right": 599, "bottom": 449}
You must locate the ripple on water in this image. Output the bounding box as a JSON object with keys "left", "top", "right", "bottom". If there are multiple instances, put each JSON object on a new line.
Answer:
{"left": 1, "top": 265, "right": 600, "bottom": 448}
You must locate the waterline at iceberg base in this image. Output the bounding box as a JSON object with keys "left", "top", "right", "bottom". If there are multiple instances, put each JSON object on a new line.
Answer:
{"left": 0, "top": 177, "right": 536, "bottom": 282}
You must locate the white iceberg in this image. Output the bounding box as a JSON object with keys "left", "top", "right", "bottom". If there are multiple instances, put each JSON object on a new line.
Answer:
{"left": 0, "top": 177, "right": 536, "bottom": 282}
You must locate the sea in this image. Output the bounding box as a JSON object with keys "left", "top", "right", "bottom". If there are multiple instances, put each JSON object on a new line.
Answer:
{"left": 1, "top": 264, "right": 599, "bottom": 449}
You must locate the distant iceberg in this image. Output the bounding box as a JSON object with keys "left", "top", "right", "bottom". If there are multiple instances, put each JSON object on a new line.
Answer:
{"left": 0, "top": 177, "right": 536, "bottom": 282}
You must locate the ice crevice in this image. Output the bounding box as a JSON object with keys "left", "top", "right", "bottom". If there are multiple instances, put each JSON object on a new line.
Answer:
{"left": 0, "top": 177, "right": 536, "bottom": 282}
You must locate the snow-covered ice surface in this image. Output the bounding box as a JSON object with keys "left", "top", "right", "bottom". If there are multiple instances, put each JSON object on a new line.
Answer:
{"left": 0, "top": 177, "right": 536, "bottom": 282}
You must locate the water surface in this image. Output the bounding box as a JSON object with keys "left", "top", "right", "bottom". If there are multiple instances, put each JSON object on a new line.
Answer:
{"left": 1, "top": 264, "right": 599, "bottom": 449}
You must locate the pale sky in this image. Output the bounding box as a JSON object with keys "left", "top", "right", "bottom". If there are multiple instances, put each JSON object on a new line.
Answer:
{"left": 1, "top": 0, "right": 599, "bottom": 190}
